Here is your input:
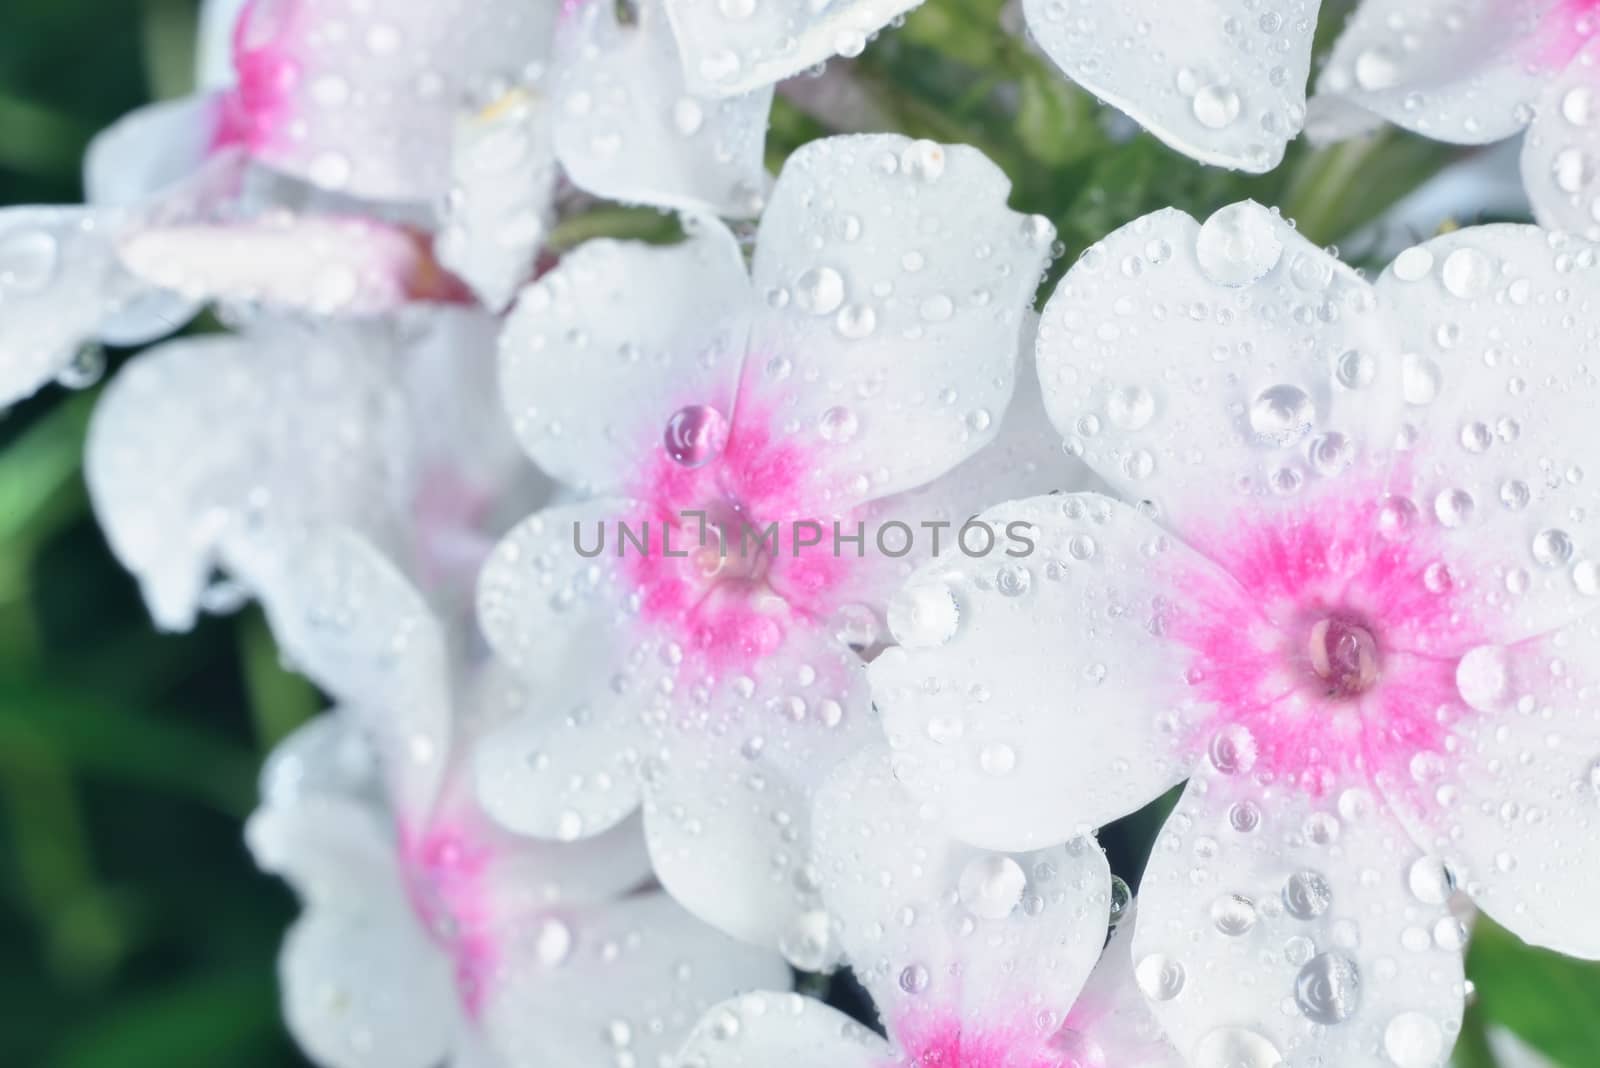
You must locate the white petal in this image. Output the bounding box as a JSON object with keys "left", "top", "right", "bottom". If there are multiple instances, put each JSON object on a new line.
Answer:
{"left": 867, "top": 492, "right": 1214, "bottom": 850}
{"left": 221, "top": 0, "right": 555, "bottom": 202}
{"left": 198, "top": 0, "right": 249, "bottom": 89}
{"left": 1133, "top": 766, "right": 1466, "bottom": 1068}
{"left": 1374, "top": 224, "right": 1600, "bottom": 640}
{"left": 278, "top": 907, "right": 457, "bottom": 1068}
{"left": 472, "top": 672, "right": 647, "bottom": 842}
{"left": 0, "top": 206, "right": 143, "bottom": 406}
{"left": 435, "top": 91, "right": 558, "bottom": 313}
{"left": 811, "top": 745, "right": 1111, "bottom": 1029}
{"left": 1312, "top": 0, "right": 1550, "bottom": 147}
{"left": 259, "top": 530, "right": 452, "bottom": 818}
{"left": 553, "top": 3, "right": 772, "bottom": 217}
{"left": 1378, "top": 613, "right": 1600, "bottom": 960}
{"left": 117, "top": 215, "right": 465, "bottom": 316}
{"left": 480, "top": 893, "right": 792, "bottom": 1067}
{"left": 1037, "top": 202, "right": 1406, "bottom": 542}
{"left": 85, "top": 95, "right": 221, "bottom": 208}
{"left": 1521, "top": 40, "right": 1600, "bottom": 239}
{"left": 675, "top": 992, "right": 890, "bottom": 1067}
{"left": 1061, "top": 912, "right": 1185, "bottom": 1068}
{"left": 497, "top": 222, "right": 751, "bottom": 495}
{"left": 665, "top": 0, "right": 919, "bottom": 97}
{"left": 643, "top": 631, "right": 872, "bottom": 948}
{"left": 746, "top": 134, "right": 1055, "bottom": 511}
{"left": 1022, "top": 0, "right": 1317, "bottom": 173}
{"left": 85, "top": 325, "right": 414, "bottom": 630}
{"left": 853, "top": 333, "right": 1096, "bottom": 619}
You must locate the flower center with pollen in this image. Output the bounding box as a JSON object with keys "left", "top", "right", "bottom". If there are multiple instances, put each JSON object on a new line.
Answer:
{"left": 625, "top": 395, "right": 852, "bottom": 671}
{"left": 1173, "top": 489, "right": 1485, "bottom": 794}
{"left": 1305, "top": 616, "right": 1380, "bottom": 697}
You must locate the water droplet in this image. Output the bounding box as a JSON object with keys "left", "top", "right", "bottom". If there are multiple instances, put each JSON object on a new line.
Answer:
{"left": 663, "top": 405, "right": 729, "bottom": 467}
{"left": 1249, "top": 384, "right": 1315, "bottom": 447}
{"left": 1295, "top": 952, "right": 1361, "bottom": 1024}
{"left": 534, "top": 917, "right": 572, "bottom": 965}
{"left": 1432, "top": 488, "right": 1475, "bottom": 528}
{"left": 1105, "top": 384, "right": 1156, "bottom": 430}
{"left": 0, "top": 228, "right": 60, "bottom": 293}
{"left": 1532, "top": 528, "right": 1575, "bottom": 568}
{"left": 778, "top": 909, "right": 836, "bottom": 972}
{"left": 1406, "top": 856, "right": 1455, "bottom": 905}
{"left": 1211, "top": 894, "right": 1258, "bottom": 936}
{"left": 1193, "top": 1027, "right": 1283, "bottom": 1068}
{"left": 818, "top": 405, "right": 859, "bottom": 443}
{"left": 957, "top": 855, "right": 1026, "bottom": 920}
{"left": 898, "top": 963, "right": 930, "bottom": 993}
{"left": 1208, "top": 725, "right": 1258, "bottom": 775}
{"left": 1282, "top": 870, "right": 1333, "bottom": 919}
{"left": 886, "top": 582, "right": 960, "bottom": 649}
{"left": 1134, "top": 955, "right": 1188, "bottom": 1005}
{"left": 1440, "top": 247, "right": 1493, "bottom": 299}
{"left": 1391, "top": 246, "right": 1434, "bottom": 282}
{"left": 1193, "top": 84, "right": 1242, "bottom": 129}
{"left": 1456, "top": 645, "right": 1510, "bottom": 712}
{"left": 794, "top": 266, "right": 844, "bottom": 315}
{"left": 1401, "top": 355, "right": 1442, "bottom": 405}
{"left": 899, "top": 140, "right": 946, "bottom": 181}
{"left": 995, "top": 564, "right": 1032, "bottom": 597}
{"left": 978, "top": 742, "right": 1017, "bottom": 777}
{"left": 1383, "top": 1012, "right": 1443, "bottom": 1067}
{"left": 1196, "top": 202, "right": 1283, "bottom": 286}
{"left": 1109, "top": 875, "right": 1132, "bottom": 922}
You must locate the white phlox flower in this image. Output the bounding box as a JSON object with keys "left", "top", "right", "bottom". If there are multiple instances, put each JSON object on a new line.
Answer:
{"left": 870, "top": 200, "right": 1600, "bottom": 1067}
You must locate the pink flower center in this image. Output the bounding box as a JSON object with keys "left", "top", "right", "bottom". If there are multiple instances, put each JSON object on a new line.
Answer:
{"left": 1172, "top": 487, "right": 1484, "bottom": 795}
{"left": 1538, "top": 0, "right": 1600, "bottom": 68}
{"left": 399, "top": 824, "right": 497, "bottom": 1018}
{"left": 623, "top": 397, "right": 852, "bottom": 672}
{"left": 215, "top": 0, "right": 305, "bottom": 152}
{"left": 888, "top": 1010, "right": 1104, "bottom": 1068}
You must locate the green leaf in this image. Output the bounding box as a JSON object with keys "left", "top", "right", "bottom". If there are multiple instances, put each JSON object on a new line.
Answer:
{"left": 1015, "top": 69, "right": 1093, "bottom": 168}
{"left": 47, "top": 969, "right": 280, "bottom": 1068}
{"left": 0, "top": 676, "right": 257, "bottom": 818}
{"left": 1468, "top": 916, "right": 1600, "bottom": 1067}
{"left": 237, "top": 608, "right": 319, "bottom": 751}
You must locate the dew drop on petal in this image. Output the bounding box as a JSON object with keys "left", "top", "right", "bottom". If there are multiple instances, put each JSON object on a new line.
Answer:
{"left": 1193, "top": 1027, "right": 1283, "bottom": 1068}
{"left": 1248, "top": 384, "right": 1315, "bottom": 447}
{"left": 957, "top": 855, "right": 1026, "bottom": 920}
{"left": 886, "top": 582, "right": 960, "bottom": 649}
{"left": 1294, "top": 952, "right": 1361, "bottom": 1024}
{"left": 1135, "top": 953, "right": 1186, "bottom": 1001}
{"left": 663, "top": 404, "right": 729, "bottom": 467}
{"left": 1456, "top": 645, "right": 1510, "bottom": 712}
{"left": 1282, "top": 870, "right": 1333, "bottom": 919}
{"left": 1383, "top": 1012, "right": 1443, "bottom": 1068}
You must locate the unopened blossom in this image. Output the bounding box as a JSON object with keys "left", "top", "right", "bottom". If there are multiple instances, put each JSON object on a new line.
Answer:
{"left": 248, "top": 528, "right": 784, "bottom": 1068}
{"left": 473, "top": 133, "right": 1067, "bottom": 953}
{"left": 1020, "top": 0, "right": 1322, "bottom": 172}
{"left": 871, "top": 200, "right": 1600, "bottom": 1066}
{"left": 86, "top": 309, "right": 530, "bottom": 631}
{"left": 676, "top": 746, "right": 1181, "bottom": 1068}
{"left": 1312, "top": 0, "right": 1600, "bottom": 238}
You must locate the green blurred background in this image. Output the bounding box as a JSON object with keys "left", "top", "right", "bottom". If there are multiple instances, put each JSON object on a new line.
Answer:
{"left": 1, "top": 1, "right": 1596, "bottom": 1065}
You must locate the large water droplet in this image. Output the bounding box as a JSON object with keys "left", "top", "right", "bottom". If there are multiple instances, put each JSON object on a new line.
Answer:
{"left": 1282, "top": 869, "right": 1333, "bottom": 919}
{"left": 1193, "top": 1027, "right": 1283, "bottom": 1068}
{"left": 794, "top": 266, "right": 844, "bottom": 315}
{"left": 1193, "top": 84, "right": 1242, "bottom": 129}
{"left": 1135, "top": 953, "right": 1186, "bottom": 1001}
{"left": 1440, "top": 247, "right": 1492, "bottom": 299}
{"left": 1105, "top": 384, "right": 1156, "bottom": 430}
{"left": 663, "top": 405, "right": 729, "bottom": 468}
{"left": 1383, "top": 1012, "right": 1443, "bottom": 1067}
{"left": 1456, "top": 645, "right": 1510, "bottom": 712}
{"left": 1294, "top": 952, "right": 1361, "bottom": 1024}
{"left": 1249, "top": 384, "right": 1315, "bottom": 447}
{"left": 1197, "top": 202, "right": 1283, "bottom": 286}
{"left": 0, "top": 228, "right": 60, "bottom": 294}
{"left": 957, "top": 855, "right": 1026, "bottom": 920}
{"left": 1211, "top": 893, "right": 1258, "bottom": 936}
{"left": 886, "top": 582, "right": 960, "bottom": 649}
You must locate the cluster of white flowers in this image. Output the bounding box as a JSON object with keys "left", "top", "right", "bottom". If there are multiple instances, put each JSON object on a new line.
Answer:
{"left": 5, "top": 0, "right": 1600, "bottom": 1066}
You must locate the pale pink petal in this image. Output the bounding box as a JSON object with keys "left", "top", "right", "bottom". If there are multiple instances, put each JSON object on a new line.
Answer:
{"left": 1374, "top": 224, "right": 1600, "bottom": 641}
{"left": 811, "top": 745, "right": 1111, "bottom": 1032}
{"left": 1060, "top": 911, "right": 1185, "bottom": 1068}
{"left": 745, "top": 134, "right": 1056, "bottom": 513}
{"left": 1134, "top": 764, "right": 1466, "bottom": 1068}
{"left": 676, "top": 992, "right": 890, "bottom": 1067}
{"left": 435, "top": 90, "right": 558, "bottom": 313}
{"left": 1520, "top": 39, "right": 1600, "bottom": 238}
{"left": 497, "top": 220, "right": 751, "bottom": 496}
{"left": 1023, "top": 0, "right": 1319, "bottom": 173}
{"left": 219, "top": 0, "right": 556, "bottom": 203}
{"left": 664, "top": 0, "right": 921, "bottom": 97}
{"left": 643, "top": 631, "right": 872, "bottom": 949}
{"left": 1312, "top": 0, "right": 1552, "bottom": 147}
{"left": 1036, "top": 201, "right": 1406, "bottom": 544}
{"left": 867, "top": 493, "right": 1217, "bottom": 850}
{"left": 553, "top": 0, "right": 772, "bottom": 217}
{"left": 1379, "top": 613, "right": 1600, "bottom": 960}
{"left": 480, "top": 892, "right": 791, "bottom": 1066}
